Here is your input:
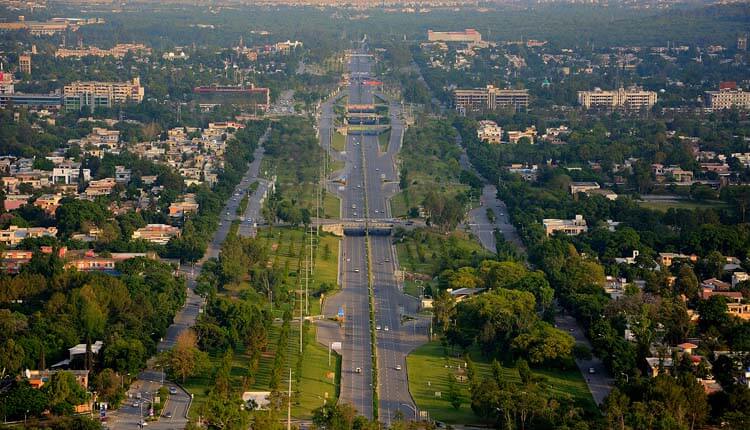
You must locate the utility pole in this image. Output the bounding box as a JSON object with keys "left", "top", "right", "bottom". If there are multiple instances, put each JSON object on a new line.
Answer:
{"left": 287, "top": 368, "right": 292, "bottom": 430}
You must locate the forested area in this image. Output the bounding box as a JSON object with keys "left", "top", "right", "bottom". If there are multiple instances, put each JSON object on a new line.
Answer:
{"left": 0, "top": 257, "right": 185, "bottom": 419}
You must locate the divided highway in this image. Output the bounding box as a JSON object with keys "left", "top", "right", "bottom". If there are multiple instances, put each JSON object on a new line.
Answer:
{"left": 317, "top": 47, "right": 428, "bottom": 422}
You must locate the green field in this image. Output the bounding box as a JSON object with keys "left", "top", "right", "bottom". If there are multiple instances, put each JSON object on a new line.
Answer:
{"left": 395, "top": 228, "right": 491, "bottom": 276}
{"left": 260, "top": 159, "right": 340, "bottom": 219}
{"left": 257, "top": 227, "right": 341, "bottom": 316}
{"left": 390, "top": 164, "right": 469, "bottom": 218}
{"left": 332, "top": 131, "right": 347, "bottom": 152}
{"left": 407, "top": 341, "right": 597, "bottom": 425}
{"left": 378, "top": 129, "right": 391, "bottom": 153}
{"left": 183, "top": 322, "right": 339, "bottom": 420}
{"left": 638, "top": 199, "right": 728, "bottom": 212}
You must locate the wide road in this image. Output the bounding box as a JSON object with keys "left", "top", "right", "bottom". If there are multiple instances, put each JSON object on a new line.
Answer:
{"left": 317, "top": 47, "right": 428, "bottom": 422}
{"left": 316, "top": 52, "right": 375, "bottom": 419}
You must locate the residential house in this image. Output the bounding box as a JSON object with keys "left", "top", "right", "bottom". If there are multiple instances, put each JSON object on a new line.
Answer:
{"left": 0, "top": 226, "right": 57, "bottom": 248}
{"left": 507, "top": 126, "right": 537, "bottom": 144}
{"left": 542, "top": 215, "right": 588, "bottom": 237}
{"left": 476, "top": 120, "right": 503, "bottom": 144}
{"left": 34, "top": 194, "right": 62, "bottom": 215}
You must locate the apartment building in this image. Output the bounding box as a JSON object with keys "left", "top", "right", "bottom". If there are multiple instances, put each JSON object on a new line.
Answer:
{"left": 132, "top": 224, "right": 181, "bottom": 245}
{"left": 476, "top": 120, "right": 503, "bottom": 144}
{"left": 427, "top": 29, "right": 482, "bottom": 44}
{"left": 55, "top": 43, "right": 150, "bottom": 59}
{"left": 543, "top": 215, "right": 588, "bottom": 237}
{"left": 454, "top": 85, "right": 529, "bottom": 112}
{"left": 63, "top": 77, "right": 144, "bottom": 110}
{"left": 706, "top": 83, "right": 750, "bottom": 110}
{"left": 19, "top": 54, "right": 31, "bottom": 75}
{"left": 577, "top": 86, "right": 658, "bottom": 110}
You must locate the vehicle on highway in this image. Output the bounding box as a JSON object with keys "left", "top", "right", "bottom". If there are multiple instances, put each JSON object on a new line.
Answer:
{"left": 589, "top": 367, "right": 596, "bottom": 374}
{"left": 385, "top": 258, "right": 390, "bottom": 262}
{"left": 132, "top": 401, "right": 139, "bottom": 408}
{"left": 165, "top": 411, "right": 172, "bottom": 419}
{"left": 376, "top": 325, "right": 381, "bottom": 330}
{"left": 395, "top": 365, "right": 402, "bottom": 371}
{"left": 384, "top": 326, "right": 389, "bottom": 331}
{"left": 354, "top": 268, "right": 360, "bottom": 273}
{"left": 169, "top": 387, "right": 178, "bottom": 395}
{"left": 355, "top": 367, "right": 362, "bottom": 373}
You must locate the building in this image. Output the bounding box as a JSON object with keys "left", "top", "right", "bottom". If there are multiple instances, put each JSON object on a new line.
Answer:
{"left": 570, "top": 182, "right": 600, "bottom": 195}
{"left": 454, "top": 85, "right": 529, "bottom": 112}
{"left": 0, "top": 225, "right": 57, "bottom": 247}
{"left": 0, "top": 92, "right": 62, "bottom": 109}
{"left": 55, "top": 43, "right": 150, "bottom": 59}
{"left": 63, "top": 77, "right": 144, "bottom": 110}
{"left": 0, "top": 72, "right": 14, "bottom": 95}
{"left": 52, "top": 163, "right": 91, "bottom": 184}
{"left": 577, "top": 86, "right": 658, "bottom": 110}
{"left": 507, "top": 126, "right": 537, "bottom": 144}
{"left": 706, "top": 83, "right": 750, "bottom": 110}
{"left": 427, "top": 29, "right": 482, "bottom": 44}
{"left": 476, "top": 120, "right": 503, "bottom": 144}
{"left": 739, "top": 34, "right": 748, "bottom": 51}
{"left": 19, "top": 54, "right": 31, "bottom": 75}
{"left": 542, "top": 215, "right": 588, "bottom": 237}
{"left": 658, "top": 252, "right": 698, "bottom": 268}
{"left": 132, "top": 224, "right": 181, "bottom": 245}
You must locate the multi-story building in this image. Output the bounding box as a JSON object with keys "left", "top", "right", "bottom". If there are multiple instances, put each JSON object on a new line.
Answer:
{"left": 55, "top": 43, "right": 151, "bottom": 59}
{"left": 543, "top": 215, "right": 588, "bottom": 237}
{"left": 427, "top": 29, "right": 482, "bottom": 44}
{"left": 454, "top": 85, "right": 529, "bottom": 113}
{"left": 476, "top": 120, "right": 503, "bottom": 144}
{"left": 63, "top": 77, "right": 144, "bottom": 110}
{"left": 0, "top": 72, "right": 14, "bottom": 95}
{"left": 706, "top": 83, "right": 750, "bottom": 110}
{"left": 132, "top": 224, "right": 181, "bottom": 245}
{"left": 18, "top": 54, "right": 31, "bottom": 75}
{"left": 0, "top": 226, "right": 58, "bottom": 247}
{"left": 577, "top": 86, "right": 658, "bottom": 110}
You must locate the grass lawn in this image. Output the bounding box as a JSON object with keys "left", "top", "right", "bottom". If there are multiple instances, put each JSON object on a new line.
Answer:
{"left": 257, "top": 227, "right": 340, "bottom": 316}
{"left": 183, "top": 322, "right": 340, "bottom": 420}
{"left": 638, "top": 199, "right": 728, "bottom": 212}
{"left": 332, "top": 131, "right": 347, "bottom": 152}
{"left": 407, "top": 341, "right": 597, "bottom": 425}
{"left": 390, "top": 172, "right": 469, "bottom": 218}
{"left": 395, "top": 228, "right": 491, "bottom": 276}
{"left": 378, "top": 129, "right": 391, "bottom": 153}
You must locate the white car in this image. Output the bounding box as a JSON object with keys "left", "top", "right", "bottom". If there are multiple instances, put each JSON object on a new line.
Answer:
{"left": 384, "top": 326, "right": 389, "bottom": 331}
{"left": 376, "top": 325, "right": 381, "bottom": 330}
{"left": 395, "top": 365, "right": 402, "bottom": 371}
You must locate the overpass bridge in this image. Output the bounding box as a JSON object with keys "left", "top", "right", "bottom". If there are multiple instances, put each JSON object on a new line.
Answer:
{"left": 312, "top": 218, "right": 423, "bottom": 236}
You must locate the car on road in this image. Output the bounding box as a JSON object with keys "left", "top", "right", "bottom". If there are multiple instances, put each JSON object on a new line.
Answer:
{"left": 384, "top": 258, "right": 390, "bottom": 262}
{"left": 395, "top": 365, "right": 402, "bottom": 371}
{"left": 169, "top": 387, "right": 178, "bottom": 395}
{"left": 132, "top": 401, "right": 139, "bottom": 408}
{"left": 355, "top": 367, "right": 362, "bottom": 373}
{"left": 589, "top": 367, "right": 596, "bottom": 374}
{"left": 165, "top": 411, "right": 173, "bottom": 419}
{"left": 376, "top": 325, "right": 381, "bottom": 330}
{"left": 354, "top": 268, "right": 360, "bottom": 273}
{"left": 384, "top": 326, "right": 389, "bottom": 331}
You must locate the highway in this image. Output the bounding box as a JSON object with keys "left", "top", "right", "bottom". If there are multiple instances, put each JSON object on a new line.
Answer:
{"left": 317, "top": 47, "right": 428, "bottom": 422}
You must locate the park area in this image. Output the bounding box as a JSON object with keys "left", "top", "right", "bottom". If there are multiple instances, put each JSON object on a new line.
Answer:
{"left": 406, "top": 341, "right": 596, "bottom": 425}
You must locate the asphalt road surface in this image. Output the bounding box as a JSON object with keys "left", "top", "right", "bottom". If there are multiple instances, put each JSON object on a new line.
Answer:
{"left": 317, "top": 46, "right": 427, "bottom": 422}
{"left": 466, "top": 185, "right": 525, "bottom": 253}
